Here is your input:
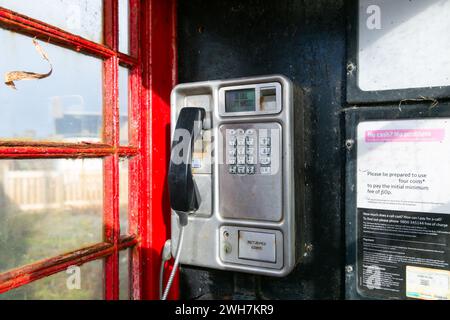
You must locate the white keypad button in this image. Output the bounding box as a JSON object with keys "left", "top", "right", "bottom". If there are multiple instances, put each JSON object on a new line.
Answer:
{"left": 260, "top": 157, "right": 271, "bottom": 165}
{"left": 245, "top": 129, "right": 255, "bottom": 135}
{"left": 228, "top": 157, "right": 236, "bottom": 165}
{"left": 260, "top": 137, "right": 271, "bottom": 146}
{"left": 246, "top": 165, "right": 255, "bottom": 175}
{"left": 237, "top": 129, "right": 245, "bottom": 135}
{"left": 247, "top": 156, "right": 255, "bottom": 164}
{"left": 260, "top": 147, "right": 271, "bottom": 156}
{"left": 237, "top": 156, "right": 246, "bottom": 165}
{"left": 237, "top": 147, "right": 246, "bottom": 155}
{"left": 237, "top": 137, "right": 246, "bottom": 146}
{"left": 237, "top": 166, "right": 246, "bottom": 174}
{"left": 260, "top": 167, "right": 271, "bottom": 175}
{"left": 246, "top": 147, "right": 255, "bottom": 155}
{"left": 246, "top": 137, "right": 255, "bottom": 146}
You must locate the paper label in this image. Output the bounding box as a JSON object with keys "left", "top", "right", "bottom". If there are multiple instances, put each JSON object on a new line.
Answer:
{"left": 356, "top": 119, "right": 450, "bottom": 300}
{"left": 406, "top": 266, "right": 450, "bottom": 300}
{"left": 357, "top": 119, "right": 450, "bottom": 214}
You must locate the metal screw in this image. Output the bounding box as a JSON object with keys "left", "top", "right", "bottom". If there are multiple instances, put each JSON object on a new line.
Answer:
{"left": 347, "top": 63, "right": 356, "bottom": 74}
{"left": 303, "top": 243, "right": 313, "bottom": 257}
{"left": 345, "top": 265, "right": 354, "bottom": 273}
{"left": 345, "top": 139, "right": 355, "bottom": 151}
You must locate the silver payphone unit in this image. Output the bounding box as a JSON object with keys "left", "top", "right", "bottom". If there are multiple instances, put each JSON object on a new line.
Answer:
{"left": 166, "top": 75, "right": 297, "bottom": 283}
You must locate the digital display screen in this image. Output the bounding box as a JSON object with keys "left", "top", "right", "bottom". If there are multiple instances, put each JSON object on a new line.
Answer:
{"left": 225, "top": 89, "right": 256, "bottom": 113}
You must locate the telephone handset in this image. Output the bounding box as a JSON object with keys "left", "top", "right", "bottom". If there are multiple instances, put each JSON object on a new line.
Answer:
{"left": 161, "top": 107, "right": 206, "bottom": 300}
{"left": 164, "top": 75, "right": 299, "bottom": 288}
{"left": 168, "top": 107, "right": 205, "bottom": 226}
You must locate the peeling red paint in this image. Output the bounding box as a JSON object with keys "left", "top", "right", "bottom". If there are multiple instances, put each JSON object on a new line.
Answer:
{"left": 0, "top": 7, "right": 137, "bottom": 66}
{"left": 0, "top": 235, "right": 137, "bottom": 294}
{"left": 0, "top": 0, "right": 177, "bottom": 300}
{"left": 139, "top": 0, "right": 179, "bottom": 300}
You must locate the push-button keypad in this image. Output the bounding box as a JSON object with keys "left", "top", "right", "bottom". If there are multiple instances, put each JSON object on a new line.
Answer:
{"left": 226, "top": 127, "right": 276, "bottom": 175}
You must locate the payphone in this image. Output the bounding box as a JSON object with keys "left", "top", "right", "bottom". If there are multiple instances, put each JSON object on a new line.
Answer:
{"left": 162, "top": 75, "right": 298, "bottom": 298}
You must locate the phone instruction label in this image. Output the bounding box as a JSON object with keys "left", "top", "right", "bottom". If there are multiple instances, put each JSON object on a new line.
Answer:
{"left": 356, "top": 119, "right": 450, "bottom": 300}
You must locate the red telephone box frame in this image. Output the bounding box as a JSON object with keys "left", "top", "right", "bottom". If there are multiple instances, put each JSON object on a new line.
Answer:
{"left": 0, "top": 0, "right": 178, "bottom": 300}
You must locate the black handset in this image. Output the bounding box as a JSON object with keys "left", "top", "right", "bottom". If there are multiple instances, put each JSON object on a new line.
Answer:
{"left": 168, "top": 107, "right": 205, "bottom": 225}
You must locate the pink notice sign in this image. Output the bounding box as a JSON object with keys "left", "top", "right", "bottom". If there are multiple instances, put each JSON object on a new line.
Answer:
{"left": 365, "top": 129, "right": 445, "bottom": 143}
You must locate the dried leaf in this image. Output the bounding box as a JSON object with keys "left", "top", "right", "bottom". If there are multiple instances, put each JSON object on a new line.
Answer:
{"left": 4, "top": 38, "right": 53, "bottom": 90}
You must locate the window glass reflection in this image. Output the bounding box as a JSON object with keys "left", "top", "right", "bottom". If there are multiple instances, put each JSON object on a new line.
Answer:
{"left": 119, "top": 250, "right": 130, "bottom": 300}
{"left": 119, "top": 159, "right": 129, "bottom": 235}
{"left": 0, "top": 159, "right": 103, "bottom": 274}
{"left": 119, "top": 0, "right": 130, "bottom": 54}
{"left": 0, "top": 0, "right": 103, "bottom": 43}
{"left": 0, "top": 29, "right": 103, "bottom": 142}
{"left": 119, "top": 67, "right": 129, "bottom": 145}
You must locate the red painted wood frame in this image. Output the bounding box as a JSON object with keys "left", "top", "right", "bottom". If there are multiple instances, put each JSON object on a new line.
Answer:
{"left": 0, "top": 0, "right": 178, "bottom": 300}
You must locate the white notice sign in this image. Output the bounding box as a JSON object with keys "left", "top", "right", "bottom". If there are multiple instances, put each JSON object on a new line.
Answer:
{"left": 357, "top": 119, "right": 450, "bottom": 214}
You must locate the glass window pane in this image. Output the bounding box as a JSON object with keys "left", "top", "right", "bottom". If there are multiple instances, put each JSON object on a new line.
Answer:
{"left": 119, "top": 250, "right": 130, "bottom": 300}
{"left": 119, "top": 67, "right": 129, "bottom": 145}
{"left": 0, "top": 159, "right": 103, "bottom": 274}
{"left": 0, "top": 30, "right": 103, "bottom": 142}
{"left": 119, "top": 159, "right": 129, "bottom": 235}
{"left": 358, "top": 0, "right": 450, "bottom": 91}
{"left": 0, "top": 260, "right": 103, "bottom": 300}
{"left": 119, "top": 0, "right": 130, "bottom": 54}
{"left": 0, "top": 0, "right": 103, "bottom": 43}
